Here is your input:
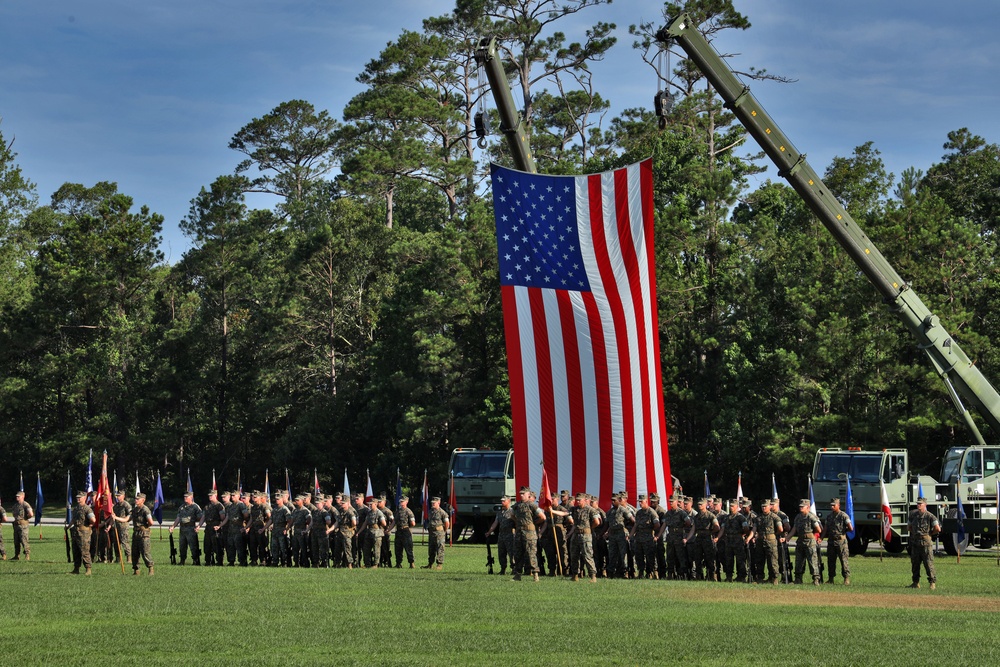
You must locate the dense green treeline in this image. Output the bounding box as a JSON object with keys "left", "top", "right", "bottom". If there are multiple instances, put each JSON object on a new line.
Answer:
{"left": 2, "top": 1, "right": 999, "bottom": 500}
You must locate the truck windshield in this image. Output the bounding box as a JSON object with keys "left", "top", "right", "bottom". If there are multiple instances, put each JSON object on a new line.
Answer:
{"left": 940, "top": 448, "right": 965, "bottom": 483}
{"left": 814, "top": 453, "right": 883, "bottom": 483}
{"left": 451, "top": 452, "right": 509, "bottom": 478}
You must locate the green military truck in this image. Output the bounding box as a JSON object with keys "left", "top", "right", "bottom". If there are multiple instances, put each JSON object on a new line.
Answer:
{"left": 449, "top": 448, "right": 515, "bottom": 542}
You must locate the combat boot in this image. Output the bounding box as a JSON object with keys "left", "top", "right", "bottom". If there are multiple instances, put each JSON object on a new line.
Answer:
{"left": 71, "top": 567, "right": 80, "bottom": 575}
{"left": 827, "top": 576, "right": 835, "bottom": 584}
{"left": 589, "top": 575, "right": 597, "bottom": 583}
{"left": 148, "top": 566, "right": 154, "bottom": 576}
{"left": 930, "top": 582, "right": 936, "bottom": 590}
{"left": 571, "top": 575, "right": 579, "bottom": 582}
{"left": 908, "top": 582, "right": 920, "bottom": 589}
{"left": 512, "top": 573, "right": 522, "bottom": 581}
{"left": 85, "top": 567, "right": 92, "bottom": 576}
{"left": 409, "top": 563, "right": 414, "bottom": 569}
{"left": 133, "top": 569, "right": 139, "bottom": 575}
{"left": 532, "top": 572, "right": 539, "bottom": 582}
{"left": 812, "top": 577, "right": 821, "bottom": 586}
{"left": 793, "top": 577, "right": 803, "bottom": 585}
{"left": 844, "top": 577, "right": 850, "bottom": 586}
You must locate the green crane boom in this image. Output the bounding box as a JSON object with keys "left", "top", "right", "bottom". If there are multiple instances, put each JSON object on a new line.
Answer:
{"left": 473, "top": 37, "right": 537, "bottom": 174}
{"left": 658, "top": 14, "right": 1000, "bottom": 445}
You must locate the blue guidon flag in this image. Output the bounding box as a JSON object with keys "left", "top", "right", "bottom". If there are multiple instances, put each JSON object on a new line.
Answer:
{"left": 490, "top": 160, "right": 671, "bottom": 506}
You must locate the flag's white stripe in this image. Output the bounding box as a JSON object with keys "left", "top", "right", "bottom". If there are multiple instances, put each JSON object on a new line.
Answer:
{"left": 578, "top": 173, "right": 626, "bottom": 494}
{"left": 515, "top": 285, "right": 543, "bottom": 493}
{"left": 542, "top": 288, "right": 573, "bottom": 491}
{"left": 598, "top": 169, "right": 647, "bottom": 493}
{"left": 570, "top": 290, "right": 601, "bottom": 495}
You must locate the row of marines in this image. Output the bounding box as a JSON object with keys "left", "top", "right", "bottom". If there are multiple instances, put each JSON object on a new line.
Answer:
{"left": 486, "top": 488, "right": 859, "bottom": 585}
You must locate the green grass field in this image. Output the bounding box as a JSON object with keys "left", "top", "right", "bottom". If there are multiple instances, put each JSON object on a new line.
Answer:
{"left": 2, "top": 525, "right": 1000, "bottom": 666}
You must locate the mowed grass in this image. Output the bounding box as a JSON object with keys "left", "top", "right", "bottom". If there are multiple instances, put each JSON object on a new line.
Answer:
{"left": 3, "top": 525, "right": 1000, "bottom": 666}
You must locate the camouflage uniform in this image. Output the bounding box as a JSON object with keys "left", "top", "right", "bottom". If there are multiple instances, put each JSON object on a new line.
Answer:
{"left": 605, "top": 499, "right": 634, "bottom": 579}
{"left": 69, "top": 500, "right": 97, "bottom": 573}
{"left": 690, "top": 505, "right": 720, "bottom": 581}
{"left": 823, "top": 505, "right": 852, "bottom": 583}
{"left": 269, "top": 501, "right": 292, "bottom": 567}
{"left": 0, "top": 504, "right": 6, "bottom": 558}
{"left": 790, "top": 505, "right": 822, "bottom": 584}
{"left": 289, "top": 500, "right": 311, "bottom": 567}
{"left": 201, "top": 496, "right": 225, "bottom": 566}
{"left": 908, "top": 506, "right": 940, "bottom": 587}
{"left": 539, "top": 500, "right": 568, "bottom": 576}
{"left": 651, "top": 496, "right": 668, "bottom": 578}
{"left": 569, "top": 499, "right": 601, "bottom": 580}
{"left": 337, "top": 503, "right": 357, "bottom": 568}
{"left": 361, "top": 505, "right": 386, "bottom": 568}
{"left": 175, "top": 501, "right": 204, "bottom": 565}
{"left": 112, "top": 497, "right": 132, "bottom": 563}
{"left": 130, "top": 501, "right": 154, "bottom": 573}
{"left": 354, "top": 500, "right": 369, "bottom": 568}
{"left": 511, "top": 498, "right": 542, "bottom": 578}
{"left": 248, "top": 497, "right": 271, "bottom": 566}
{"left": 494, "top": 505, "right": 516, "bottom": 575}
{"left": 753, "top": 504, "right": 782, "bottom": 584}
{"left": 379, "top": 503, "right": 394, "bottom": 567}
{"left": 225, "top": 498, "right": 249, "bottom": 566}
{"left": 425, "top": 505, "right": 449, "bottom": 567}
{"left": 310, "top": 503, "right": 332, "bottom": 568}
{"left": 631, "top": 501, "right": 661, "bottom": 579}
{"left": 721, "top": 508, "right": 750, "bottom": 583}
{"left": 773, "top": 505, "right": 792, "bottom": 582}
{"left": 663, "top": 502, "right": 689, "bottom": 579}
{"left": 394, "top": 504, "right": 416, "bottom": 567}
{"left": 591, "top": 499, "right": 608, "bottom": 577}
{"left": 10, "top": 497, "right": 33, "bottom": 559}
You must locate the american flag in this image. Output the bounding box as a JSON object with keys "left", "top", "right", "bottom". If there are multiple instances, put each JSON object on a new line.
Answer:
{"left": 490, "top": 160, "right": 671, "bottom": 506}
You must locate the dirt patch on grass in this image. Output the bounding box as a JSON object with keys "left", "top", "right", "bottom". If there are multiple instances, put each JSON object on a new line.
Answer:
{"left": 669, "top": 585, "right": 1000, "bottom": 612}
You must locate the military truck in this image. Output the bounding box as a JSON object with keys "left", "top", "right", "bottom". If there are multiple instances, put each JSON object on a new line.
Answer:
{"left": 448, "top": 448, "right": 515, "bottom": 541}
{"left": 658, "top": 15, "right": 1000, "bottom": 555}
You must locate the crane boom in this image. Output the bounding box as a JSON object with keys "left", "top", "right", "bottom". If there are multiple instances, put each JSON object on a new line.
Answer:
{"left": 658, "top": 14, "right": 1000, "bottom": 444}
{"left": 474, "top": 37, "right": 537, "bottom": 174}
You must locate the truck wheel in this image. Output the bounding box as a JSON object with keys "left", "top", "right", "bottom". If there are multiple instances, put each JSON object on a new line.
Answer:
{"left": 883, "top": 537, "right": 905, "bottom": 554}
{"left": 847, "top": 535, "right": 869, "bottom": 556}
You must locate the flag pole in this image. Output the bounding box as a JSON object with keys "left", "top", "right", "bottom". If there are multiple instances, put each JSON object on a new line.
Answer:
{"left": 112, "top": 519, "right": 126, "bottom": 575}
{"left": 878, "top": 511, "right": 884, "bottom": 564}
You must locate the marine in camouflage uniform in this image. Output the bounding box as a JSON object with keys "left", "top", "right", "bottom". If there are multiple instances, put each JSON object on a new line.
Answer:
{"left": 907, "top": 497, "right": 940, "bottom": 589}
{"left": 10, "top": 491, "right": 33, "bottom": 560}
{"left": 266, "top": 492, "right": 292, "bottom": 567}
{"left": 753, "top": 499, "right": 782, "bottom": 584}
{"left": 772, "top": 498, "right": 792, "bottom": 583}
{"left": 630, "top": 495, "right": 661, "bottom": 579}
{"left": 568, "top": 493, "right": 602, "bottom": 581}
{"left": 170, "top": 491, "right": 204, "bottom": 565}
{"left": 539, "top": 494, "right": 568, "bottom": 576}
{"left": 650, "top": 494, "right": 668, "bottom": 579}
{"left": 109, "top": 491, "right": 132, "bottom": 563}
{"left": 361, "top": 498, "right": 386, "bottom": 568}
{"left": 289, "top": 495, "right": 312, "bottom": 567}
{"left": 685, "top": 498, "right": 720, "bottom": 581}
{"left": 200, "top": 490, "right": 226, "bottom": 566}
{"left": 225, "top": 492, "right": 250, "bottom": 567}
{"left": 485, "top": 496, "right": 516, "bottom": 575}
{"left": 129, "top": 493, "right": 155, "bottom": 575}
{"left": 682, "top": 497, "right": 698, "bottom": 580}
{"left": 822, "top": 497, "right": 853, "bottom": 584}
{"left": 719, "top": 499, "right": 750, "bottom": 583}
{"left": 310, "top": 497, "right": 332, "bottom": 568}
{"left": 378, "top": 496, "right": 394, "bottom": 567}
{"left": 353, "top": 493, "right": 368, "bottom": 568}
{"left": 661, "top": 496, "right": 689, "bottom": 580}
{"left": 337, "top": 496, "right": 357, "bottom": 569}
{"left": 69, "top": 491, "right": 97, "bottom": 575}
{"left": 590, "top": 496, "right": 608, "bottom": 577}
{"left": 247, "top": 492, "right": 271, "bottom": 566}
{"left": 510, "top": 487, "right": 545, "bottom": 581}
{"left": 787, "top": 499, "right": 822, "bottom": 585}
{"left": 605, "top": 494, "right": 634, "bottom": 579}
{"left": 393, "top": 496, "right": 416, "bottom": 568}
{"left": 423, "top": 497, "right": 450, "bottom": 569}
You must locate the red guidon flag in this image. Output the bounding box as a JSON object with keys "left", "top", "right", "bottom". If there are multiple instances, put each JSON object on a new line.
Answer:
{"left": 538, "top": 467, "right": 553, "bottom": 511}
{"left": 880, "top": 478, "right": 893, "bottom": 542}
{"left": 491, "top": 160, "right": 671, "bottom": 506}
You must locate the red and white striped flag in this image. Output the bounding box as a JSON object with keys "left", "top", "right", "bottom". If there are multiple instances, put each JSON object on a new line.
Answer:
{"left": 365, "top": 469, "right": 374, "bottom": 503}
{"left": 880, "top": 478, "right": 893, "bottom": 542}
{"left": 491, "top": 160, "right": 671, "bottom": 506}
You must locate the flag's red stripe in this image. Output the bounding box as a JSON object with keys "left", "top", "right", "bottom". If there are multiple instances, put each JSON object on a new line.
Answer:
{"left": 613, "top": 166, "right": 655, "bottom": 495}
{"left": 583, "top": 291, "right": 613, "bottom": 506}
{"left": 588, "top": 172, "right": 635, "bottom": 498}
{"left": 556, "top": 290, "right": 587, "bottom": 494}
{"left": 501, "top": 285, "right": 529, "bottom": 489}
{"left": 639, "top": 159, "right": 671, "bottom": 497}
{"left": 528, "top": 288, "right": 558, "bottom": 481}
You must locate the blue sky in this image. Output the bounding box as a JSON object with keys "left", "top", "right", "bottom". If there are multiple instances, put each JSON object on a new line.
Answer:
{"left": 3, "top": 1, "right": 999, "bottom": 262}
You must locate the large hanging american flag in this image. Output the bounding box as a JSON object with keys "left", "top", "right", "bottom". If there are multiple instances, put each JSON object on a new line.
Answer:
{"left": 491, "top": 159, "right": 671, "bottom": 506}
